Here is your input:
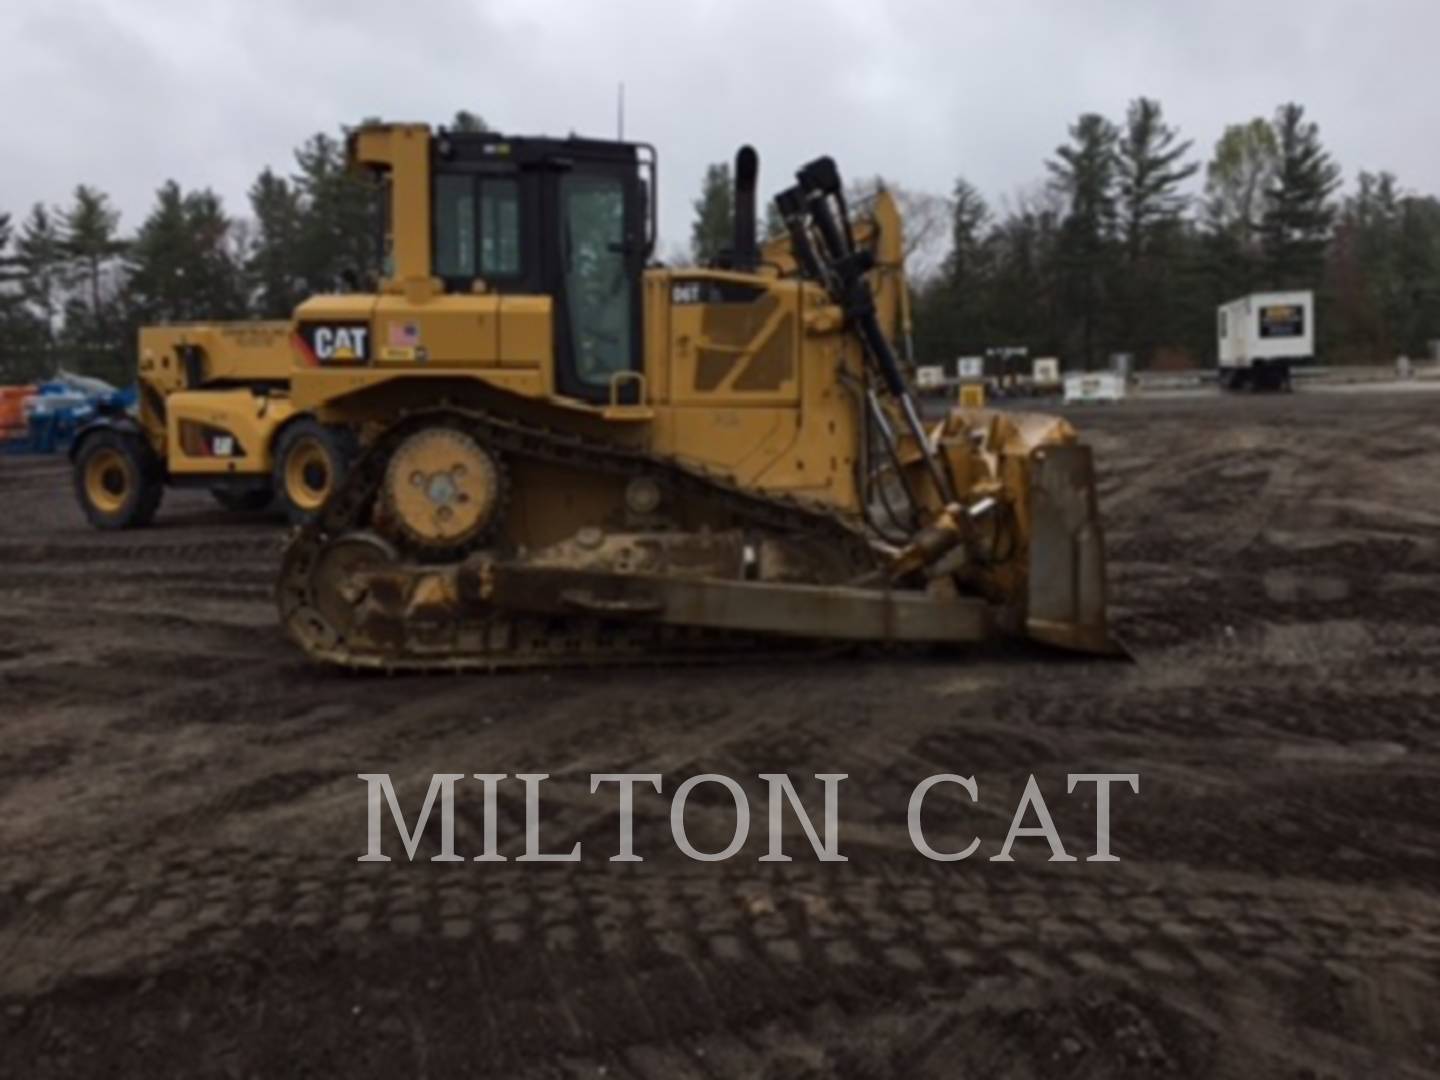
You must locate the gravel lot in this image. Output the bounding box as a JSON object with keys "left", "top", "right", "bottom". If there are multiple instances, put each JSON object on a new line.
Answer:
{"left": 3, "top": 388, "right": 1439, "bottom": 1077}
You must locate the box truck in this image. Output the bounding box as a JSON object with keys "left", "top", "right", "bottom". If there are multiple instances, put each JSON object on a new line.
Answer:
{"left": 1217, "top": 291, "right": 1314, "bottom": 391}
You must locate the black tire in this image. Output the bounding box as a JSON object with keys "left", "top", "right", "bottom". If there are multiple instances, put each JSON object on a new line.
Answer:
{"left": 272, "top": 419, "right": 354, "bottom": 525}
{"left": 73, "top": 430, "right": 165, "bottom": 530}
{"left": 1252, "top": 363, "right": 1286, "bottom": 392}
{"left": 210, "top": 484, "right": 275, "bottom": 513}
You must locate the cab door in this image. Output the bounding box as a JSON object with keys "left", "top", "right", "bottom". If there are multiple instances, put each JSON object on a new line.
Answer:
{"left": 550, "top": 166, "right": 644, "bottom": 403}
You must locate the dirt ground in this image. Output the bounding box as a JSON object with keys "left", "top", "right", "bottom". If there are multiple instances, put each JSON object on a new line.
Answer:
{"left": 3, "top": 389, "right": 1440, "bottom": 1078}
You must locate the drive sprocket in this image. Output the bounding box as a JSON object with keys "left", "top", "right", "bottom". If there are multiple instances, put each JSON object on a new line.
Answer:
{"left": 379, "top": 426, "right": 506, "bottom": 557}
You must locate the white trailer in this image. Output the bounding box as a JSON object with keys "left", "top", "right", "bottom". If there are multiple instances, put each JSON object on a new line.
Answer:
{"left": 1063, "top": 372, "right": 1126, "bottom": 405}
{"left": 1032, "top": 357, "right": 1061, "bottom": 391}
{"left": 1217, "top": 290, "right": 1314, "bottom": 391}
{"left": 956, "top": 356, "right": 985, "bottom": 380}
{"left": 914, "top": 364, "right": 945, "bottom": 391}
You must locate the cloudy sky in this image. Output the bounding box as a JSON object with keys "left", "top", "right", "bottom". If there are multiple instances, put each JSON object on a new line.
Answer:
{"left": 2, "top": 0, "right": 1436, "bottom": 257}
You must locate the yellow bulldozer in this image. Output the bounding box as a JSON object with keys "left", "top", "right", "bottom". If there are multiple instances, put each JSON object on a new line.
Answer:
{"left": 70, "top": 323, "right": 356, "bottom": 529}
{"left": 277, "top": 122, "right": 1117, "bottom": 670}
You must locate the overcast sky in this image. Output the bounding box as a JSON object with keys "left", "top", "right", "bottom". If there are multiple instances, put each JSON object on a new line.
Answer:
{"left": 3, "top": 0, "right": 1437, "bottom": 258}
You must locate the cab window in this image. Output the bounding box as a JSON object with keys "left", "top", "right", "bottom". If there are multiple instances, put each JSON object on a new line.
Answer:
{"left": 479, "top": 180, "right": 520, "bottom": 276}
{"left": 434, "top": 174, "right": 475, "bottom": 278}
{"left": 433, "top": 174, "right": 522, "bottom": 282}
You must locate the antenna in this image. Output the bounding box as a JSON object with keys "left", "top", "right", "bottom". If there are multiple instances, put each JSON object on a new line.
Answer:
{"left": 617, "top": 81, "right": 625, "bottom": 140}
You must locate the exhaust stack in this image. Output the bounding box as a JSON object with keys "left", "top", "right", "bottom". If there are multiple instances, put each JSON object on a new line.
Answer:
{"left": 732, "top": 145, "right": 758, "bottom": 271}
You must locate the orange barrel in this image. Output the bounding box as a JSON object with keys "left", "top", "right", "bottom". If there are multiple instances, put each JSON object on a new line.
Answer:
{"left": 0, "top": 386, "right": 36, "bottom": 440}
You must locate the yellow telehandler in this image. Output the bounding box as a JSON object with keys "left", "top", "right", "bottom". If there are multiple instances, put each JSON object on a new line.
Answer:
{"left": 277, "top": 123, "right": 1118, "bottom": 670}
{"left": 70, "top": 322, "right": 355, "bottom": 528}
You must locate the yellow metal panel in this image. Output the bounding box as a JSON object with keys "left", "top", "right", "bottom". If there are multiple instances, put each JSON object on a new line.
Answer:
{"left": 289, "top": 367, "right": 547, "bottom": 418}
{"left": 138, "top": 321, "right": 294, "bottom": 392}
{"left": 373, "top": 293, "right": 501, "bottom": 366}
{"left": 666, "top": 272, "right": 801, "bottom": 407}
{"left": 165, "top": 389, "right": 296, "bottom": 475}
{"left": 497, "top": 296, "right": 553, "bottom": 379}
{"left": 746, "top": 328, "right": 861, "bottom": 505}
{"left": 296, "top": 295, "right": 377, "bottom": 321}
{"left": 642, "top": 279, "right": 865, "bottom": 508}
{"left": 661, "top": 407, "right": 795, "bottom": 480}
{"left": 350, "top": 124, "right": 433, "bottom": 284}
{"left": 643, "top": 270, "right": 671, "bottom": 403}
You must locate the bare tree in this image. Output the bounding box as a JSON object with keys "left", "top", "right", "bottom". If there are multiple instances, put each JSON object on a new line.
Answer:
{"left": 847, "top": 176, "right": 951, "bottom": 281}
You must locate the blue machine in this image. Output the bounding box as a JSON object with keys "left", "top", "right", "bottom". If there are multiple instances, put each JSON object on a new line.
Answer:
{"left": 0, "top": 380, "right": 137, "bottom": 455}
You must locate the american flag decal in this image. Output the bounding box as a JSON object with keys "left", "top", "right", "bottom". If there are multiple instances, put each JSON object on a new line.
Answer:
{"left": 388, "top": 322, "right": 420, "bottom": 348}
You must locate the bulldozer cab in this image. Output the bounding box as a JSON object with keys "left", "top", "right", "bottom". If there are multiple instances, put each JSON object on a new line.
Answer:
{"left": 350, "top": 123, "right": 656, "bottom": 404}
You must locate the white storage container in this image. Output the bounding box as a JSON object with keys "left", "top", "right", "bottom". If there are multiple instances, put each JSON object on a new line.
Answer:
{"left": 1063, "top": 372, "right": 1126, "bottom": 405}
{"left": 1217, "top": 290, "right": 1314, "bottom": 390}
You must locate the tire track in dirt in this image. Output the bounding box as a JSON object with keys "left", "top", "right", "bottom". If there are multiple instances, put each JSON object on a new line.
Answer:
{"left": 7, "top": 394, "right": 1440, "bottom": 1075}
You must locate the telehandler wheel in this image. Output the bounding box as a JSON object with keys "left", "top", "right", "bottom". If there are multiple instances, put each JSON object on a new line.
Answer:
{"left": 73, "top": 430, "right": 164, "bottom": 530}
{"left": 273, "top": 420, "right": 352, "bottom": 525}
{"left": 210, "top": 484, "right": 274, "bottom": 513}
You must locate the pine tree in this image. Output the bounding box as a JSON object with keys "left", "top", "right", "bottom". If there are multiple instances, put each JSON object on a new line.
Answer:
{"left": 1328, "top": 172, "right": 1440, "bottom": 360}
{"left": 451, "top": 110, "right": 489, "bottom": 133}
{"left": 1203, "top": 119, "right": 1279, "bottom": 298}
{"left": 247, "top": 168, "right": 304, "bottom": 317}
{"left": 947, "top": 180, "right": 991, "bottom": 276}
{"left": 1394, "top": 194, "right": 1440, "bottom": 354}
{"left": 927, "top": 177, "right": 992, "bottom": 357}
{"left": 126, "top": 181, "right": 190, "bottom": 322}
{"left": 1114, "top": 98, "right": 1198, "bottom": 360}
{"left": 1116, "top": 98, "right": 1197, "bottom": 260}
{"left": 763, "top": 201, "right": 786, "bottom": 241}
{"left": 690, "top": 162, "right": 734, "bottom": 265}
{"left": 993, "top": 187, "right": 1067, "bottom": 357}
{"left": 58, "top": 185, "right": 127, "bottom": 367}
{"left": 0, "top": 212, "right": 37, "bottom": 355}
{"left": 127, "top": 181, "right": 246, "bottom": 323}
{"left": 1048, "top": 113, "right": 1119, "bottom": 368}
{"left": 1260, "top": 103, "right": 1341, "bottom": 288}
{"left": 16, "top": 204, "right": 65, "bottom": 345}
{"left": 183, "top": 188, "right": 247, "bottom": 318}
{"left": 60, "top": 186, "right": 126, "bottom": 326}
{"left": 1351, "top": 172, "right": 1402, "bottom": 351}
{"left": 0, "top": 213, "right": 19, "bottom": 295}
{"left": 293, "top": 132, "right": 382, "bottom": 293}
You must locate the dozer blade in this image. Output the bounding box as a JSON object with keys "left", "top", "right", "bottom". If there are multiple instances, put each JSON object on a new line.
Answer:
{"left": 1025, "top": 442, "right": 1125, "bottom": 656}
